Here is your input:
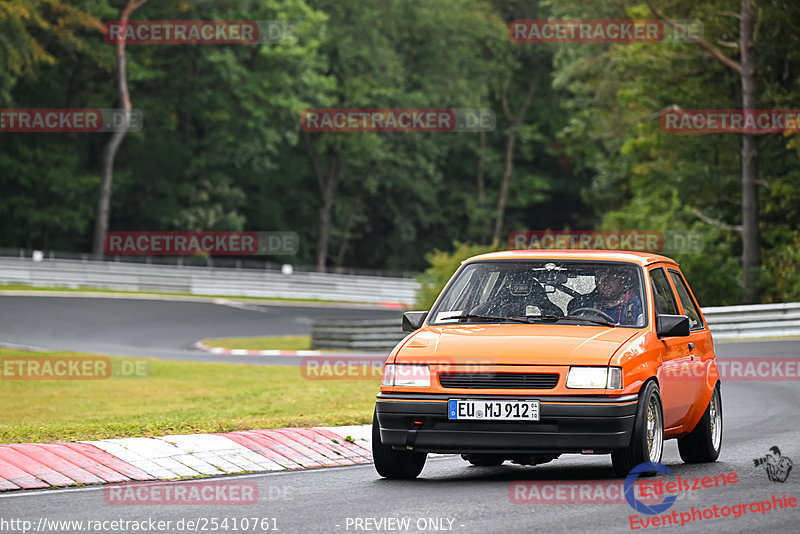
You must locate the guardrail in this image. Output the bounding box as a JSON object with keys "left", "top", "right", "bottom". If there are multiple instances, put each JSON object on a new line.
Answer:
{"left": 309, "top": 303, "right": 800, "bottom": 351}
{"left": 702, "top": 302, "right": 800, "bottom": 340}
{"left": 0, "top": 257, "right": 420, "bottom": 305}
{"left": 311, "top": 320, "right": 406, "bottom": 351}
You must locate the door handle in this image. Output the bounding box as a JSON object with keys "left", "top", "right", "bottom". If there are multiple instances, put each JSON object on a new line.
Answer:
{"left": 688, "top": 343, "right": 695, "bottom": 350}
{"left": 688, "top": 342, "right": 695, "bottom": 360}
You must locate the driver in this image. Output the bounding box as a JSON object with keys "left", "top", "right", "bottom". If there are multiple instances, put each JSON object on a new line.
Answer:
{"left": 591, "top": 267, "right": 643, "bottom": 325}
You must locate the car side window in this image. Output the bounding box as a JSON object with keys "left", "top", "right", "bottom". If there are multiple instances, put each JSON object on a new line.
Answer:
{"left": 669, "top": 270, "right": 704, "bottom": 330}
{"left": 650, "top": 268, "right": 678, "bottom": 316}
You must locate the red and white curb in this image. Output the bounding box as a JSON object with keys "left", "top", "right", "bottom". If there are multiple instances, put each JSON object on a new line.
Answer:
{"left": 192, "top": 341, "right": 325, "bottom": 356}
{"left": 191, "top": 341, "right": 383, "bottom": 358}
{"left": 0, "top": 426, "right": 372, "bottom": 492}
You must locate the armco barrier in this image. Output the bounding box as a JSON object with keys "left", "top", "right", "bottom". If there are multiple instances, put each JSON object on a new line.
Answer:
{"left": 311, "top": 319, "right": 406, "bottom": 351}
{"left": 310, "top": 303, "right": 800, "bottom": 350}
{"left": 702, "top": 302, "right": 800, "bottom": 340}
{"left": 0, "top": 257, "right": 420, "bottom": 305}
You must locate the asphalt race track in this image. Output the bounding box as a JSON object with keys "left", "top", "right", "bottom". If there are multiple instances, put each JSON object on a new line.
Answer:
{"left": 0, "top": 294, "right": 795, "bottom": 364}
{"left": 2, "top": 370, "right": 799, "bottom": 533}
{"left": 0, "top": 295, "right": 798, "bottom": 533}
{"left": 0, "top": 295, "right": 400, "bottom": 365}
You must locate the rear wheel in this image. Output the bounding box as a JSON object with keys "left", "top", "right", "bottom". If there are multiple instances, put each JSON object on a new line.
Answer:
{"left": 461, "top": 454, "right": 505, "bottom": 466}
{"left": 611, "top": 380, "right": 663, "bottom": 477}
{"left": 372, "top": 409, "right": 426, "bottom": 479}
{"left": 678, "top": 384, "right": 722, "bottom": 463}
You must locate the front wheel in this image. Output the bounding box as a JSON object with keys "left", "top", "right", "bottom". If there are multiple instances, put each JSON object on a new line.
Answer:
{"left": 611, "top": 380, "right": 664, "bottom": 477}
{"left": 372, "top": 409, "right": 426, "bottom": 479}
{"left": 678, "top": 383, "right": 722, "bottom": 463}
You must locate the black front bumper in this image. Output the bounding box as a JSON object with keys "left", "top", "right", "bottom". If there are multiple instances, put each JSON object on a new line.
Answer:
{"left": 375, "top": 392, "right": 638, "bottom": 454}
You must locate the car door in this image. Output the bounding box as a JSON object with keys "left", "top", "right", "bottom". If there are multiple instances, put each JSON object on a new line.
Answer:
{"left": 649, "top": 266, "right": 693, "bottom": 429}
{"left": 667, "top": 268, "right": 713, "bottom": 418}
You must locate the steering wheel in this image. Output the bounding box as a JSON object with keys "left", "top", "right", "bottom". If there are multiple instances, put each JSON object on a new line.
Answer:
{"left": 570, "top": 307, "right": 616, "bottom": 324}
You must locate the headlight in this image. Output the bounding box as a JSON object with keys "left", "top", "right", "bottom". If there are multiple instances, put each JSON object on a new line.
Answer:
{"left": 380, "top": 364, "right": 430, "bottom": 387}
{"left": 566, "top": 367, "right": 622, "bottom": 389}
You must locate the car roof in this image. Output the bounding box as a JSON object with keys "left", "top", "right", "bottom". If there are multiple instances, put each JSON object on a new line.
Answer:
{"left": 465, "top": 249, "right": 679, "bottom": 267}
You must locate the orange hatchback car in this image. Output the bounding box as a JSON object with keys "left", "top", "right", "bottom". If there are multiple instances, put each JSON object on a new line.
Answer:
{"left": 373, "top": 250, "right": 722, "bottom": 478}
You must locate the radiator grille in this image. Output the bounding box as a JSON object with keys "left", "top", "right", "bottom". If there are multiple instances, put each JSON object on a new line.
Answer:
{"left": 438, "top": 372, "right": 559, "bottom": 389}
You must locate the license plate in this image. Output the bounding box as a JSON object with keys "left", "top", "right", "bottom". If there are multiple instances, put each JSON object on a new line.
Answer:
{"left": 448, "top": 399, "right": 540, "bottom": 421}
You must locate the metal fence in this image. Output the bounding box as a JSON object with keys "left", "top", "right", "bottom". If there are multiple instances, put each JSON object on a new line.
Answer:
{"left": 311, "top": 320, "right": 406, "bottom": 351}
{"left": 702, "top": 302, "right": 800, "bottom": 340}
{"left": 0, "top": 257, "right": 420, "bottom": 305}
{"left": 0, "top": 247, "right": 418, "bottom": 278}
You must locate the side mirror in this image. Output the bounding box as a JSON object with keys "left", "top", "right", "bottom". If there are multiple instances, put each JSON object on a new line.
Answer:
{"left": 656, "top": 314, "right": 690, "bottom": 338}
{"left": 402, "top": 311, "right": 428, "bottom": 332}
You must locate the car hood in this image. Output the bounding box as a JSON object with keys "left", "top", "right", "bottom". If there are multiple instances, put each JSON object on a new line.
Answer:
{"left": 394, "top": 324, "right": 640, "bottom": 366}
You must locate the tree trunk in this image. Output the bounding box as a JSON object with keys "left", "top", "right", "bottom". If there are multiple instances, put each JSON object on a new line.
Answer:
{"left": 304, "top": 132, "right": 342, "bottom": 272}
{"left": 90, "top": 0, "right": 147, "bottom": 259}
{"left": 740, "top": 0, "right": 761, "bottom": 303}
{"left": 315, "top": 148, "right": 341, "bottom": 272}
{"left": 646, "top": 0, "right": 761, "bottom": 304}
{"left": 334, "top": 204, "right": 358, "bottom": 268}
{"left": 477, "top": 130, "right": 487, "bottom": 205}
{"left": 492, "top": 71, "right": 542, "bottom": 243}
{"left": 492, "top": 131, "right": 517, "bottom": 242}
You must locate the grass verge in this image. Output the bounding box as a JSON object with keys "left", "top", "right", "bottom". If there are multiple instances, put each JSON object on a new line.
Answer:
{"left": 0, "top": 348, "right": 377, "bottom": 444}
{"left": 201, "top": 336, "right": 311, "bottom": 351}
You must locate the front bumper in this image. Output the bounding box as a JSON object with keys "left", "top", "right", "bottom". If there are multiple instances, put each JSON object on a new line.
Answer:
{"left": 375, "top": 392, "right": 638, "bottom": 454}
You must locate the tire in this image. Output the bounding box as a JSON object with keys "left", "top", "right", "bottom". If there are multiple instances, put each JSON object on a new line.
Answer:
{"left": 611, "top": 380, "right": 664, "bottom": 478}
{"left": 372, "top": 409, "right": 426, "bottom": 479}
{"left": 678, "top": 383, "right": 722, "bottom": 463}
{"left": 461, "top": 454, "right": 505, "bottom": 466}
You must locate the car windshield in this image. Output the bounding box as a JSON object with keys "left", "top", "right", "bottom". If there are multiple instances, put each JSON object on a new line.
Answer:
{"left": 430, "top": 261, "right": 646, "bottom": 327}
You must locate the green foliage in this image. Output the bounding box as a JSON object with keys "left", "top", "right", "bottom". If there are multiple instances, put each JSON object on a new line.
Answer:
{"left": 549, "top": 0, "right": 800, "bottom": 305}
{"left": 0, "top": 0, "right": 798, "bottom": 304}
{"left": 0, "top": 0, "right": 104, "bottom": 103}
{"left": 415, "top": 241, "right": 499, "bottom": 309}
{"left": 763, "top": 235, "right": 800, "bottom": 303}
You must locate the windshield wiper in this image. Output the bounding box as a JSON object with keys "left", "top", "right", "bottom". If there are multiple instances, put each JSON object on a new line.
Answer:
{"left": 455, "top": 313, "right": 531, "bottom": 324}
{"left": 519, "top": 314, "right": 616, "bottom": 327}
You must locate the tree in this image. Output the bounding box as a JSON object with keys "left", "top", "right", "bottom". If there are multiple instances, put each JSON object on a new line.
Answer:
{"left": 303, "top": 0, "right": 507, "bottom": 271}
{"left": 549, "top": 0, "right": 800, "bottom": 305}
{"left": 91, "top": 0, "right": 146, "bottom": 259}
{"left": 645, "top": 0, "right": 760, "bottom": 302}
{"left": 0, "top": 0, "right": 102, "bottom": 103}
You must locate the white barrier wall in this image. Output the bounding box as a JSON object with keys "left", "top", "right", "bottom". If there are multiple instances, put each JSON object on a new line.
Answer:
{"left": 0, "top": 258, "right": 420, "bottom": 305}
